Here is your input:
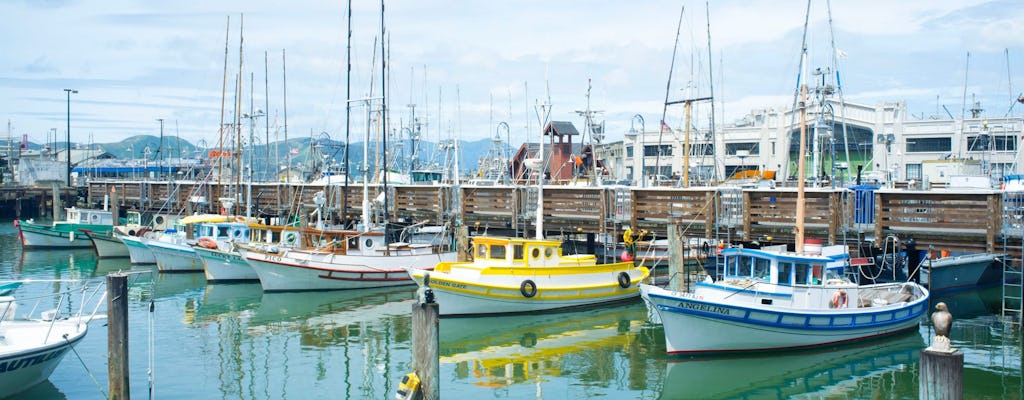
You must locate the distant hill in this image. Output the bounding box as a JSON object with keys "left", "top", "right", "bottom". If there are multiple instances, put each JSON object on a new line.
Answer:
{"left": 28, "top": 135, "right": 509, "bottom": 177}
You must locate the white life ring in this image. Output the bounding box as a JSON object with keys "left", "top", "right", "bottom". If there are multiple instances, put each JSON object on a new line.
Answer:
{"left": 282, "top": 231, "right": 299, "bottom": 246}
{"left": 89, "top": 214, "right": 100, "bottom": 223}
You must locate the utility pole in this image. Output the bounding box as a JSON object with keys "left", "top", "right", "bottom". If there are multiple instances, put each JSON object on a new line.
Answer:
{"left": 64, "top": 88, "right": 77, "bottom": 186}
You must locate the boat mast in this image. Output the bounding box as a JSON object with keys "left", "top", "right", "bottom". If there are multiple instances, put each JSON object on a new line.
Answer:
{"left": 796, "top": 85, "right": 808, "bottom": 253}
{"left": 343, "top": 0, "right": 352, "bottom": 225}
{"left": 216, "top": 16, "right": 230, "bottom": 189}
{"left": 655, "top": 5, "right": 685, "bottom": 183}
{"left": 535, "top": 82, "right": 552, "bottom": 239}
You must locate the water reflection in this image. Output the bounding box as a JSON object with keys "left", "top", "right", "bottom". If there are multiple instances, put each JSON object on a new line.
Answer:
{"left": 661, "top": 332, "right": 923, "bottom": 399}
{"left": 439, "top": 301, "right": 658, "bottom": 397}
{"left": 193, "top": 284, "right": 417, "bottom": 399}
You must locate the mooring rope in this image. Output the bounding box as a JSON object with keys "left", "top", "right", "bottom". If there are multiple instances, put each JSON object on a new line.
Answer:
{"left": 64, "top": 332, "right": 108, "bottom": 399}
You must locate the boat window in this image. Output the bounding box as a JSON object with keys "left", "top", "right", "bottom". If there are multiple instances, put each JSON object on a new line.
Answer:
{"left": 544, "top": 247, "right": 554, "bottom": 259}
{"left": 477, "top": 244, "right": 488, "bottom": 259}
{"left": 513, "top": 245, "right": 524, "bottom": 260}
{"left": 531, "top": 247, "right": 541, "bottom": 259}
{"left": 777, "top": 262, "right": 793, "bottom": 284}
{"left": 218, "top": 226, "right": 230, "bottom": 238}
{"left": 753, "top": 257, "right": 771, "bottom": 281}
{"left": 825, "top": 268, "right": 844, "bottom": 282}
{"left": 738, "top": 256, "right": 752, "bottom": 278}
{"left": 795, "top": 264, "right": 809, "bottom": 284}
{"left": 810, "top": 265, "right": 823, "bottom": 285}
{"left": 490, "top": 244, "right": 506, "bottom": 260}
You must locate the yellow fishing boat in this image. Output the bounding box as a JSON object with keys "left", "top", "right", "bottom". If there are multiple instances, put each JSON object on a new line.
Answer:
{"left": 407, "top": 236, "right": 649, "bottom": 316}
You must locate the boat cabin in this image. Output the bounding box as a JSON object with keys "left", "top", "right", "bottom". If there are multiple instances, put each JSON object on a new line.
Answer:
{"left": 718, "top": 244, "right": 850, "bottom": 287}
{"left": 195, "top": 222, "right": 249, "bottom": 242}
{"left": 470, "top": 237, "right": 595, "bottom": 267}
{"left": 64, "top": 208, "right": 114, "bottom": 226}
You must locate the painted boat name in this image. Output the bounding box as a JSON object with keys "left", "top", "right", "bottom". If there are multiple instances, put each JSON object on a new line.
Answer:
{"left": 0, "top": 348, "right": 67, "bottom": 373}
{"left": 678, "top": 301, "right": 730, "bottom": 315}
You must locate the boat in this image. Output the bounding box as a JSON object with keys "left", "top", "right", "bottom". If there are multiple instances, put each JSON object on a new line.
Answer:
{"left": 0, "top": 282, "right": 105, "bottom": 398}
{"left": 640, "top": 244, "right": 930, "bottom": 355}
{"left": 117, "top": 233, "right": 157, "bottom": 264}
{"left": 16, "top": 207, "right": 114, "bottom": 249}
{"left": 921, "top": 251, "right": 1003, "bottom": 293}
{"left": 196, "top": 223, "right": 300, "bottom": 282}
{"left": 240, "top": 227, "right": 456, "bottom": 291}
{"left": 407, "top": 236, "right": 650, "bottom": 316}
{"left": 83, "top": 229, "right": 130, "bottom": 258}
{"left": 142, "top": 214, "right": 248, "bottom": 272}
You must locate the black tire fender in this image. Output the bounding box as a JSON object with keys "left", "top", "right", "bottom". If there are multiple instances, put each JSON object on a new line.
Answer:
{"left": 617, "top": 272, "right": 631, "bottom": 289}
{"left": 520, "top": 280, "right": 537, "bottom": 298}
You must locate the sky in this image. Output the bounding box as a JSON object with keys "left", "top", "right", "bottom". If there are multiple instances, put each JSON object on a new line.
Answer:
{"left": 1, "top": 0, "right": 1023, "bottom": 152}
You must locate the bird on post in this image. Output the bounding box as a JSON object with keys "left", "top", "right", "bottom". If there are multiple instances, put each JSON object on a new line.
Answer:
{"left": 932, "top": 302, "right": 952, "bottom": 338}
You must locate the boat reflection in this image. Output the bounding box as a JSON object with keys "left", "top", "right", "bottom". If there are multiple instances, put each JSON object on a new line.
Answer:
{"left": 660, "top": 331, "right": 924, "bottom": 399}
{"left": 16, "top": 248, "right": 97, "bottom": 280}
{"left": 439, "top": 301, "right": 649, "bottom": 390}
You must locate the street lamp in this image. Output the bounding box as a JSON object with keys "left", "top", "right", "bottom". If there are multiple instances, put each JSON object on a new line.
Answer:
{"left": 64, "top": 88, "right": 77, "bottom": 186}
{"left": 629, "top": 114, "right": 645, "bottom": 187}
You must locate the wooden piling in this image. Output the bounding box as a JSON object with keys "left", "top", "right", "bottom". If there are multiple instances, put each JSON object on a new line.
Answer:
{"left": 668, "top": 219, "right": 683, "bottom": 291}
{"left": 51, "top": 184, "right": 60, "bottom": 220}
{"left": 107, "top": 273, "right": 130, "bottom": 400}
{"left": 111, "top": 187, "right": 120, "bottom": 224}
{"left": 456, "top": 225, "right": 470, "bottom": 262}
{"left": 411, "top": 301, "right": 440, "bottom": 400}
{"left": 919, "top": 349, "right": 963, "bottom": 400}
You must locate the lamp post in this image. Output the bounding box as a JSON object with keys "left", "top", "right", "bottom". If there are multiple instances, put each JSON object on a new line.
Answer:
{"left": 64, "top": 88, "right": 77, "bottom": 186}
{"left": 630, "top": 114, "right": 645, "bottom": 187}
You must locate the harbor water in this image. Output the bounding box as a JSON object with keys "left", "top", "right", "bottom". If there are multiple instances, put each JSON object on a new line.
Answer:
{"left": 1, "top": 222, "right": 1021, "bottom": 399}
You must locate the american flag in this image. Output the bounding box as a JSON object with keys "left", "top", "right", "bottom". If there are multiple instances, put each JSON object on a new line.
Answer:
{"left": 290, "top": 148, "right": 299, "bottom": 154}
{"left": 660, "top": 120, "right": 671, "bottom": 132}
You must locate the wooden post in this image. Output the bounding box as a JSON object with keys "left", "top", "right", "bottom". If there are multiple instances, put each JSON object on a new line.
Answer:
{"left": 919, "top": 349, "right": 963, "bottom": 400}
{"left": 668, "top": 219, "right": 683, "bottom": 292}
{"left": 111, "top": 187, "right": 120, "bottom": 225}
{"left": 456, "top": 225, "right": 470, "bottom": 262}
{"left": 411, "top": 300, "right": 440, "bottom": 400}
{"left": 107, "top": 273, "right": 130, "bottom": 400}
{"left": 52, "top": 184, "right": 60, "bottom": 220}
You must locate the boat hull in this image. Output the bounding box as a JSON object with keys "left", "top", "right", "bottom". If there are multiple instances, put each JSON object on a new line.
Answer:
{"left": 244, "top": 249, "right": 455, "bottom": 291}
{"left": 921, "top": 253, "right": 1001, "bottom": 293}
{"left": 144, "top": 239, "right": 202, "bottom": 272}
{"left": 17, "top": 221, "right": 109, "bottom": 249}
{"left": 409, "top": 264, "right": 648, "bottom": 316}
{"left": 642, "top": 284, "right": 928, "bottom": 355}
{"left": 0, "top": 320, "right": 88, "bottom": 398}
{"left": 118, "top": 234, "right": 156, "bottom": 264}
{"left": 85, "top": 231, "right": 129, "bottom": 258}
{"left": 196, "top": 247, "right": 258, "bottom": 282}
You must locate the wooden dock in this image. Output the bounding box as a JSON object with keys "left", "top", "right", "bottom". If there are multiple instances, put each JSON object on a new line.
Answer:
{"left": 78, "top": 179, "right": 1019, "bottom": 257}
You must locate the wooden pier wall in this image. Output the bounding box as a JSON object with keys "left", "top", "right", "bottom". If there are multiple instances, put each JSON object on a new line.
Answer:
{"left": 81, "top": 180, "right": 1013, "bottom": 256}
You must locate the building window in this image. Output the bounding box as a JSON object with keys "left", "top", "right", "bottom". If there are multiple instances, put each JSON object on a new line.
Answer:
{"left": 967, "top": 135, "right": 1017, "bottom": 152}
{"left": 626, "top": 147, "right": 633, "bottom": 157}
{"left": 644, "top": 144, "right": 673, "bottom": 157}
{"left": 906, "top": 163, "right": 922, "bottom": 180}
{"left": 726, "top": 142, "right": 760, "bottom": 155}
{"left": 906, "top": 138, "right": 951, "bottom": 153}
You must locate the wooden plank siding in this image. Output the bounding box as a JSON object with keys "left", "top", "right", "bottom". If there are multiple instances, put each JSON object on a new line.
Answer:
{"left": 743, "top": 188, "right": 845, "bottom": 244}
{"left": 461, "top": 186, "right": 516, "bottom": 230}
{"left": 631, "top": 188, "right": 716, "bottom": 239}
{"left": 875, "top": 190, "right": 1001, "bottom": 253}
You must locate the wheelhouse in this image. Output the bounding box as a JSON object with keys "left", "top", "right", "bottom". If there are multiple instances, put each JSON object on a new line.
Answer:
{"left": 719, "top": 245, "right": 849, "bottom": 287}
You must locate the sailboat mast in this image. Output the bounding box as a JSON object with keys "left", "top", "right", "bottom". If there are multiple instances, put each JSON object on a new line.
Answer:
{"left": 343, "top": 0, "right": 352, "bottom": 225}
{"left": 795, "top": 85, "right": 808, "bottom": 253}
{"left": 216, "top": 16, "right": 230, "bottom": 188}
{"left": 235, "top": 14, "right": 244, "bottom": 216}
{"left": 380, "top": 0, "right": 389, "bottom": 226}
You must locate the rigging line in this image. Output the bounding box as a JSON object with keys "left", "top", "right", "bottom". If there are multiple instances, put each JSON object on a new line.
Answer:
{"left": 705, "top": 1, "right": 718, "bottom": 182}
{"left": 826, "top": 0, "right": 852, "bottom": 181}
{"left": 65, "top": 334, "right": 109, "bottom": 399}
{"left": 785, "top": 0, "right": 813, "bottom": 181}
{"left": 656, "top": 5, "right": 686, "bottom": 181}
{"left": 960, "top": 51, "right": 970, "bottom": 159}
{"left": 1005, "top": 48, "right": 1018, "bottom": 117}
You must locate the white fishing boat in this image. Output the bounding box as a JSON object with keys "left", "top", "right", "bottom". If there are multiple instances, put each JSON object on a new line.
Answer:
{"left": 196, "top": 224, "right": 299, "bottom": 282}
{"left": 240, "top": 228, "right": 456, "bottom": 291}
{"left": 117, "top": 233, "right": 157, "bottom": 264}
{"left": 83, "top": 230, "right": 130, "bottom": 258}
{"left": 16, "top": 208, "right": 114, "bottom": 249}
{"left": 641, "top": 244, "right": 929, "bottom": 355}
{"left": 407, "top": 236, "right": 650, "bottom": 316}
{"left": 0, "top": 283, "right": 105, "bottom": 398}
{"left": 142, "top": 214, "right": 248, "bottom": 272}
